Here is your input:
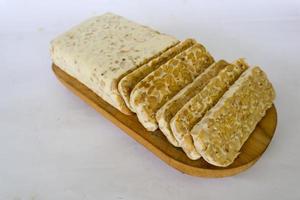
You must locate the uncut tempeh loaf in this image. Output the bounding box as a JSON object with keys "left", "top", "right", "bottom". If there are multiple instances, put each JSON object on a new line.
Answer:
{"left": 130, "top": 44, "right": 214, "bottom": 131}
{"left": 191, "top": 67, "right": 275, "bottom": 167}
{"left": 50, "top": 13, "right": 178, "bottom": 114}
{"left": 156, "top": 60, "right": 229, "bottom": 147}
{"left": 170, "top": 59, "right": 249, "bottom": 159}
{"left": 118, "top": 39, "right": 196, "bottom": 111}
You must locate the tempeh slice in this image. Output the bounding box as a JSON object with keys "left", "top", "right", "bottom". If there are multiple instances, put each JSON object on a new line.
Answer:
{"left": 156, "top": 60, "right": 229, "bottom": 147}
{"left": 170, "top": 59, "right": 249, "bottom": 160}
{"left": 130, "top": 44, "right": 214, "bottom": 131}
{"left": 118, "top": 39, "right": 196, "bottom": 111}
{"left": 191, "top": 67, "right": 275, "bottom": 167}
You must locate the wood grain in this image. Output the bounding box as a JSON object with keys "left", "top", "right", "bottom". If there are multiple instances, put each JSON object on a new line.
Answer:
{"left": 52, "top": 64, "right": 277, "bottom": 178}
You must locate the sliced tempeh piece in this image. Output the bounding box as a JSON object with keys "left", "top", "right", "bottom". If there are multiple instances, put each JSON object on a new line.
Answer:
{"left": 191, "top": 67, "right": 275, "bottom": 167}
{"left": 130, "top": 44, "right": 214, "bottom": 131}
{"left": 118, "top": 39, "right": 196, "bottom": 112}
{"left": 156, "top": 60, "right": 229, "bottom": 147}
{"left": 170, "top": 59, "right": 249, "bottom": 160}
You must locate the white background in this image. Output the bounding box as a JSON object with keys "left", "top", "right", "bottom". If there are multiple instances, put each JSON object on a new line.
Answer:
{"left": 1, "top": 0, "right": 300, "bottom": 199}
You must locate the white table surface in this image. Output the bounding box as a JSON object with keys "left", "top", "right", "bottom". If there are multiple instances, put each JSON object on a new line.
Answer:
{"left": 1, "top": 0, "right": 300, "bottom": 199}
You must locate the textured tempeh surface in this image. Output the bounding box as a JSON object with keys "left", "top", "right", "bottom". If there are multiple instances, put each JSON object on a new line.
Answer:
{"left": 170, "top": 59, "right": 249, "bottom": 160}
{"left": 191, "top": 67, "right": 276, "bottom": 167}
{"left": 156, "top": 60, "right": 229, "bottom": 147}
{"left": 50, "top": 13, "right": 178, "bottom": 114}
{"left": 118, "top": 39, "right": 196, "bottom": 112}
{"left": 130, "top": 44, "right": 214, "bottom": 131}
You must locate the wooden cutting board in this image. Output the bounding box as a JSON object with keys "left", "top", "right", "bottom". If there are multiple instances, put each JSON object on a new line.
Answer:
{"left": 52, "top": 64, "right": 277, "bottom": 178}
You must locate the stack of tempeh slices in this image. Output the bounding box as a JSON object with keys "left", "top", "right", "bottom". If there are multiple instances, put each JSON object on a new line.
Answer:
{"left": 51, "top": 13, "right": 276, "bottom": 167}
{"left": 124, "top": 40, "right": 275, "bottom": 166}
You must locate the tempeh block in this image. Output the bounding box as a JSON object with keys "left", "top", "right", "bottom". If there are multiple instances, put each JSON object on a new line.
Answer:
{"left": 50, "top": 13, "right": 178, "bottom": 114}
